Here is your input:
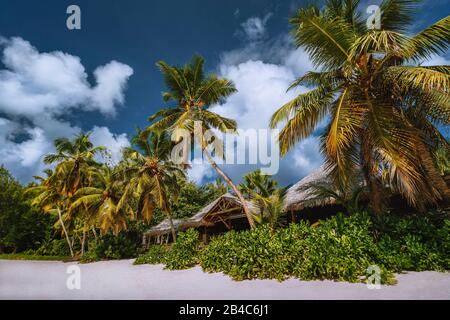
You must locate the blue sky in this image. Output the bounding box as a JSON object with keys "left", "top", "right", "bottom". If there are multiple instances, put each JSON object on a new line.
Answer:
{"left": 0, "top": 0, "right": 449, "bottom": 185}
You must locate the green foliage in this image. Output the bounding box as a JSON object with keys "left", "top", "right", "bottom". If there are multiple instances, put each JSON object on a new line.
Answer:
{"left": 373, "top": 213, "right": 450, "bottom": 271}
{"left": 239, "top": 169, "right": 279, "bottom": 197}
{"left": 80, "top": 231, "right": 140, "bottom": 263}
{"left": 134, "top": 245, "right": 169, "bottom": 265}
{"left": 434, "top": 146, "right": 450, "bottom": 176}
{"left": 200, "top": 224, "right": 309, "bottom": 281}
{"left": 199, "top": 212, "right": 448, "bottom": 284}
{"left": 0, "top": 166, "right": 54, "bottom": 253}
{"left": 164, "top": 229, "right": 200, "bottom": 270}
{"left": 34, "top": 239, "right": 73, "bottom": 257}
{"left": 293, "top": 213, "right": 393, "bottom": 283}
{"left": 171, "top": 179, "right": 226, "bottom": 220}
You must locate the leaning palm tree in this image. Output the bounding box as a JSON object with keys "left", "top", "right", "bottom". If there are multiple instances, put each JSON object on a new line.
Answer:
{"left": 270, "top": 0, "right": 450, "bottom": 213}
{"left": 120, "top": 129, "right": 185, "bottom": 240}
{"left": 27, "top": 170, "right": 75, "bottom": 257}
{"left": 147, "top": 55, "right": 257, "bottom": 229}
{"left": 70, "top": 165, "right": 135, "bottom": 235}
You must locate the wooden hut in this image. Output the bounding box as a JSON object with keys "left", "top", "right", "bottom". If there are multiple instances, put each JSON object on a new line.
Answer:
{"left": 142, "top": 193, "right": 258, "bottom": 246}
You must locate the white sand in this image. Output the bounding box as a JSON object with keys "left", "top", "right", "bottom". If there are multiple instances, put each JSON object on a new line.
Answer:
{"left": 0, "top": 259, "right": 449, "bottom": 300}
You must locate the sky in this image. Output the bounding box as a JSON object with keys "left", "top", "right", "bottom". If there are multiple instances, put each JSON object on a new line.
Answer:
{"left": 0, "top": 0, "right": 449, "bottom": 185}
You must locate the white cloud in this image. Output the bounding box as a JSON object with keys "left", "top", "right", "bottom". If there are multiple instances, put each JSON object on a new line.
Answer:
{"left": 239, "top": 14, "right": 272, "bottom": 41}
{"left": 421, "top": 54, "right": 450, "bottom": 66}
{"left": 90, "top": 126, "right": 131, "bottom": 164}
{"left": 0, "top": 37, "right": 133, "bottom": 117}
{"left": 90, "top": 61, "right": 134, "bottom": 116}
{"left": 189, "top": 16, "right": 324, "bottom": 185}
{"left": 188, "top": 162, "right": 215, "bottom": 184}
{"left": 0, "top": 37, "right": 133, "bottom": 182}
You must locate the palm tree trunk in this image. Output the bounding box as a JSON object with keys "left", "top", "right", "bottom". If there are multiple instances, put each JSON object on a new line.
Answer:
{"left": 92, "top": 228, "right": 97, "bottom": 239}
{"left": 361, "top": 131, "right": 384, "bottom": 215}
{"left": 57, "top": 207, "right": 74, "bottom": 257}
{"left": 165, "top": 208, "right": 177, "bottom": 242}
{"left": 81, "top": 229, "right": 86, "bottom": 256}
{"left": 204, "top": 152, "right": 256, "bottom": 230}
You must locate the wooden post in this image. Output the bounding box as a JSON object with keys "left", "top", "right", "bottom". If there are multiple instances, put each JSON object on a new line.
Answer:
{"left": 202, "top": 227, "right": 208, "bottom": 244}
{"left": 291, "top": 210, "right": 296, "bottom": 223}
{"left": 142, "top": 234, "right": 147, "bottom": 248}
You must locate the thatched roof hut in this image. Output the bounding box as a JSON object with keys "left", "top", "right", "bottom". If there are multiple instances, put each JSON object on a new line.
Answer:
{"left": 284, "top": 165, "right": 336, "bottom": 212}
{"left": 143, "top": 193, "right": 258, "bottom": 243}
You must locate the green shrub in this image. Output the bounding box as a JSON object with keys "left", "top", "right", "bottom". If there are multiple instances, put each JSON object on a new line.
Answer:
{"left": 373, "top": 214, "right": 449, "bottom": 272}
{"left": 200, "top": 223, "right": 309, "bottom": 281}
{"left": 293, "top": 213, "right": 394, "bottom": 284}
{"left": 132, "top": 211, "right": 448, "bottom": 284}
{"left": 80, "top": 232, "right": 139, "bottom": 263}
{"left": 165, "top": 229, "right": 199, "bottom": 270}
{"left": 35, "top": 239, "right": 73, "bottom": 256}
{"left": 134, "top": 245, "right": 169, "bottom": 265}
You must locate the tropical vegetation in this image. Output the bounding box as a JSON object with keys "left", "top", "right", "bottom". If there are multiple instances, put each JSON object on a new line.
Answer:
{"left": 270, "top": 0, "right": 450, "bottom": 214}
{"left": 0, "top": 0, "right": 449, "bottom": 285}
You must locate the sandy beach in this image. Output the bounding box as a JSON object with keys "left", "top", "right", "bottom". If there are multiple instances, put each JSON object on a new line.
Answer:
{"left": 0, "top": 259, "right": 449, "bottom": 300}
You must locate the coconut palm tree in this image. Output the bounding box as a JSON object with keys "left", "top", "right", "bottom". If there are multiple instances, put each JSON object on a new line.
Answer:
{"left": 119, "top": 129, "right": 185, "bottom": 240}
{"left": 239, "top": 169, "right": 279, "bottom": 198}
{"left": 27, "top": 170, "right": 75, "bottom": 257}
{"left": 147, "top": 55, "right": 257, "bottom": 229}
{"left": 69, "top": 165, "right": 135, "bottom": 235}
{"left": 250, "top": 184, "right": 289, "bottom": 234}
{"left": 270, "top": 0, "right": 450, "bottom": 213}
{"left": 44, "top": 133, "right": 106, "bottom": 196}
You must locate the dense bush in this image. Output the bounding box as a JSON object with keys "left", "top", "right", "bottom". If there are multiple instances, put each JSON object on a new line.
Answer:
{"left": 34, "top": 239, "right": 73, "bottom": 257}
{"left": 199, "top": 212, "right": 448, "bottom": 284}
{"left": 291, "top": 213, "right": 394, "bottom": 283}
{"left": 199, "top": 223, "right": 309, "bottom": 281}
{"left": 134, "top": 245, "right": 169, "bottom": 265}
{"left": 135, "top": 229, "right": 200, "bottom": 269}
{"left": 372, "top": 213, "right": 449, "bottom": 272}
{"left": 129, "top": 212, "right": 449, "bottom": 284}
{"left": 80, "top": 231, "right": 140, "bottom": 263}
{"left": 165, "top": 229, "right": 200, "bottom": 270}
{"left": 0, "top": 166, "right": 54, "bottom": 253}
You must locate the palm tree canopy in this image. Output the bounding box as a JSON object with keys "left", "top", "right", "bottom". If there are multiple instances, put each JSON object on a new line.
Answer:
{"left": 270, "top": 0, "right": 450, "bottom": 210}
{"left": 147, "top": 55, "right": 238, "bottom": 142}
{"left": 43, "top": 133, "right": 106, "bottom": 196}
{"left": 120, "top": 129, "right": 185, "bottom": 223}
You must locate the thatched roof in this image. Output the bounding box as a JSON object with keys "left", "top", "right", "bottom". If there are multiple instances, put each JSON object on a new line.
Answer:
{"left": 144, "top": 193, "right": 258, "bottom": 237}
{"left": 284, "top": 165, "right": 336, "bottom": 211}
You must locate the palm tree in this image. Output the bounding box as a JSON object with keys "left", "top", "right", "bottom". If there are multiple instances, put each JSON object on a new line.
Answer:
{"left": 239, "top": 169, "right": 279, "bottom": 198}
{"left": 250, "top": 185, "right": 289, "bottom": 234}
{"left": 120, "top": 129, "right": 185, "bottom": 240}
{"left": 270, "top": 0, "right": 450, "bottom": 213}
{"left": 147, "top": 55, "right": 257, "bottom": 229}
{"left": 44, "top": 133, "right": 106, "bottom": 196}
{"left": 27, "top": 170, "right": 75, "bottom": 257}
{"left": 70, "top": 165, "right": 134, "bottom": 235}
